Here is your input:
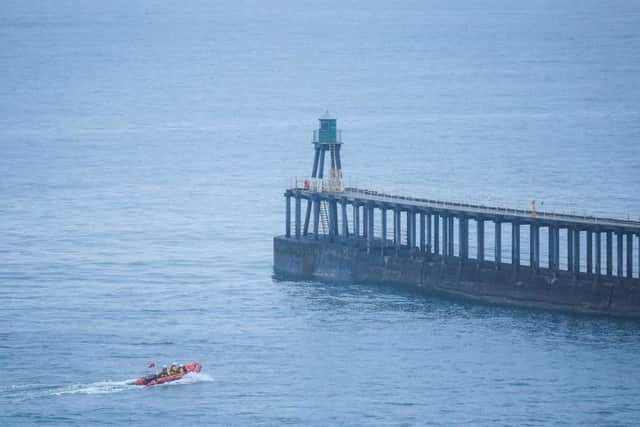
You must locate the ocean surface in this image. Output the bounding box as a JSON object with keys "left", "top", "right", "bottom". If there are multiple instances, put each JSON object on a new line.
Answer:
{"left": 2, "top": 0, "right": 640, "bottom": 425}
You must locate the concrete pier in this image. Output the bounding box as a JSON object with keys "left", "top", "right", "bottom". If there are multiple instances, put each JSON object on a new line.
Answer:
{"left": 274, "top": 116, "right": 640, "bottom": 317}
{"left": 282, "top": 186, "right": 640, "bottom": 281}
{"left": 277, "top": 186, "right": 640, "bottom": 317}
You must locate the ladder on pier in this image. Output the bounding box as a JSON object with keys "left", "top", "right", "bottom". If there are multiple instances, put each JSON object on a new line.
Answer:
{"left": 320, "top": 201, "right": 329, "bottom": 235}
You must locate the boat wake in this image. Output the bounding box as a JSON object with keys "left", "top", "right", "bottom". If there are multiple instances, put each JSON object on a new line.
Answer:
{"left": 1, "top": 372, "right": 213, "bottom": 401}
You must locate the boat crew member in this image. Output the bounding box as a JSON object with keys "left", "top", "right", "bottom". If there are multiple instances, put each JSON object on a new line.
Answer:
{"left": 160, "top": 365, "right": 169, "bottom": 377}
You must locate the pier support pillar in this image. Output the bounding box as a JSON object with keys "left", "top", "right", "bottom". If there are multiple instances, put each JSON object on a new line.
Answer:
{"left": 595, "top": 231, "right": 601, "bottom": 277}
{"left": 312, "top": 196, "right": 320, "bottom": 240}
{"left": 448, "top": 215, "right": 454, "bottom": 257}
{"left": 617, "top": 231, "right": 624, "bottom": 278}
{"left": 513, "top": 222, "right": 520, "bottom": 270}
{"left": 426, "top": 213, "right": 432, "bottom": 254}
{"left": 586, "top": 230, "right": 593, "bottom": 275}
{"left": 627, "top": 233, "right": 633, "bottom": 278}
{"left": 419, "top": 213, "right": 425, "bottom": 253}
{"left": 328, "top": 199, "right": 337, "bottom": 242}
{"left": 495, "top": 220, "right": 502, "bottom": 268}
{"left": 285, "top": 194, "right": 291, "bottom": 238}
{"left": 477, "top": 218, "right": 484, "bottom": 263}
{"left": 442, "top": 215, "right": 449, "bottom": 258}
{"left": 408, "top": 210, "right": 416, "bottom": 254}
{"left": 529, "top": 224, "right": 534, "bottom": 268}
{"left": 366, "top": 204, "right": 374, "bottom": 253}
{"left": 530, "top": 224, "right": 539, "bottom": 270}
{"left": 433, "top": 215, "right": 440, "bottom": 255}
{"left": 303, "top": 198, "right": 312, "bottom": 236}
{"left": 394, "top": 208, "right": 401, "bottom": 254}
{"left": 548, "top": 226, "right": 555, "bottom": 271}
{"left": 341, "top": 199, "right": 348, "bottom": 240}
{"left": 295, "top": 196, "right": 301, "bottom": 239}
{"left": 353, "top": 203, "right": 360, "bottom": 242}
{"left": 550, "top": 225, "right": 560, "bottom": 272}
{"left": 574, "top": 229, "right": 581, "bottom": 275}
{"left": 606, "top": 231, "right": 613, "bottom": 276}
{"left": 331, "top": 200, "right": 339, "bottom": 237}
{"left": 512, "top": 222, "right": 520, "bottom": 271}
{"left": 362, "top": 204, "right": 368, "bottom": 239}
{"left": 381, "top": 208, "right": 387, "bottom": 255}
{"left": 567, "top": 229, "right": 574, "bottom": 273}
{"left": 554, "top": 226, "right": 560, "bottom": 271}
{"left": 459, "top": 216, "right": 468, "bottom": 260}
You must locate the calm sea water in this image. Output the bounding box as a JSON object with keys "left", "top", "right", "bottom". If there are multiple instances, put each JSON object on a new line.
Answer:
{"left": 2, "top": 1, "right": 640, "bottom": 425}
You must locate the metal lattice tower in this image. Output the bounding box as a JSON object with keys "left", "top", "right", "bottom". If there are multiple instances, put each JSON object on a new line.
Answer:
{"left": 303, "top": 112, "right": 344, "bottom": 236}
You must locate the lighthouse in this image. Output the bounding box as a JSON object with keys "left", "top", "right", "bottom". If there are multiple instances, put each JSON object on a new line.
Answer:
{"left": 311, "top": 111, "right": 343, "bottom": 191}
{"left": 302, "top": 112, "right": 344, "bottom": 236}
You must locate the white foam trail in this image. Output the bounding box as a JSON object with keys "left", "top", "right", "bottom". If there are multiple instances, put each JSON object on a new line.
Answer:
{"left": 2, "top": 372, "right": 212, "bottom": 400}
{"left": 2, "top": 379, "right": 139, "bottom": 400}
{"left": 48, "top": 379, "right": 138, "bottom": 396}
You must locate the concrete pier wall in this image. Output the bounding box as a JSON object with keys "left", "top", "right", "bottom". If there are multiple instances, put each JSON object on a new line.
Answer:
{"left": 274, "top": 236, "right": 640, "bottom": 318}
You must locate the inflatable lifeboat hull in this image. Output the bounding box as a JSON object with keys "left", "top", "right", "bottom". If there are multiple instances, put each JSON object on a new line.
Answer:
{"left": 134, "top": 362, "right": 202, "bottom": 386}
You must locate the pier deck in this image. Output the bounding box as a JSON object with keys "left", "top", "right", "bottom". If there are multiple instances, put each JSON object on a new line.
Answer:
{"left": 326, "top": 187, "right": 640, "bottom": 230}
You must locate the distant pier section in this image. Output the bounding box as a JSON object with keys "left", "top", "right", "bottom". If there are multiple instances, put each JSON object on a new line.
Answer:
{"left": 275, "top": 116, "right": 640, "bottom": 317}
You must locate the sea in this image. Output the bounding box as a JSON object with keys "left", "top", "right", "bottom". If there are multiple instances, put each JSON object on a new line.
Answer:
{"left": 1, "top": 0, "right": 640, "bottom": 425}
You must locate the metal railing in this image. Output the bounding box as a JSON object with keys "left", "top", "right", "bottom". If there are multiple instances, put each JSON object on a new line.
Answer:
{"left": 287, "top": 178, "right": 640, "bottom": 227}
